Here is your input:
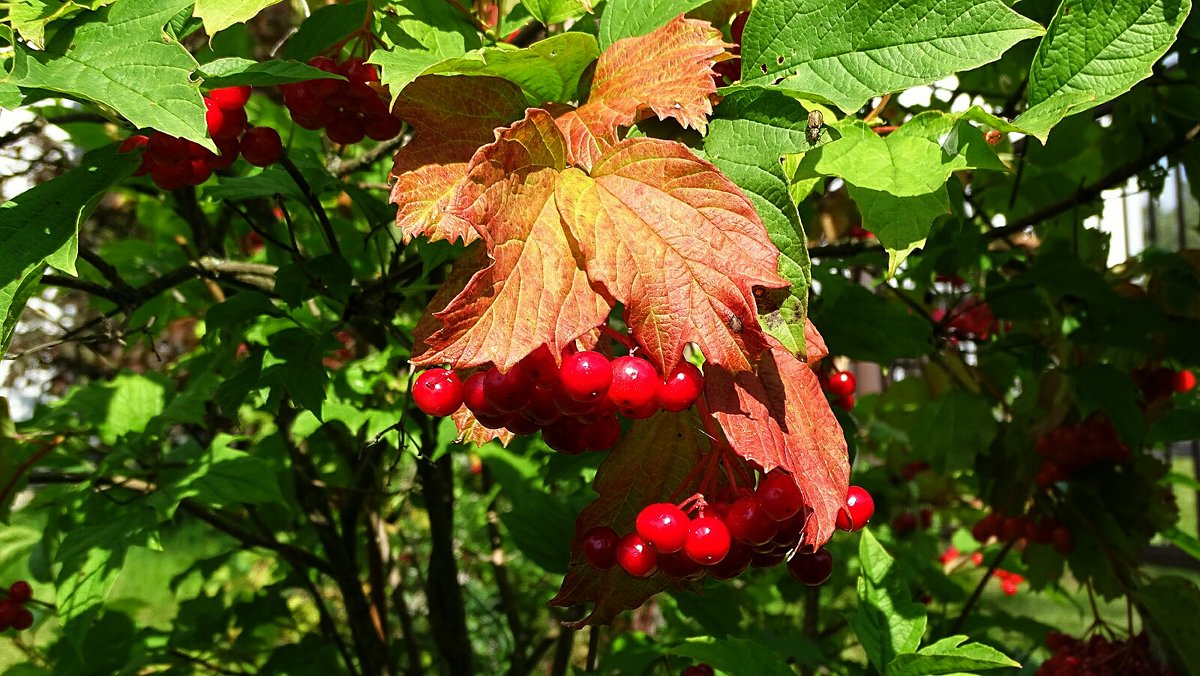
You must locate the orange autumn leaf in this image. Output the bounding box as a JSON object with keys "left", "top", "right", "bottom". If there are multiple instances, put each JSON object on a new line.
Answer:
{"left": 704, "top": 337, "right": 850, "bottom": 548}
{"left": 390, "top": 75, "right": 527, "bottom": 245}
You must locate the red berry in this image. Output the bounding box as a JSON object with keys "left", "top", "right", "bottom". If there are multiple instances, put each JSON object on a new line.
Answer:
{"left": 542, "top": 418, "right": 588, "bottom": 454}
{"left": 208, "top": 136, "right": 241, "bottom": 170}
{"left": 583, "top": 414, "right": 621, "bottom": 451}
{"left": 204, "top": 98, "right": 225, "bottom": 136}
{"left": 581, "top": 527, "right": 618, "bottom": 570}
{"left": 615, "top": 533, "right": 658, "bottom": 577}
{"left": 463, "top": 372, "right": 499, "bottom": 418}
{"left": 770, "top": 509, "right": 806, "bottom": 548}
{"left": 210, "top": 105, "right": 247, "bottom": 140}
{"left": 0, "top": 599, "right": 17, "bottom": 626}
{"left": 835, "top": 393, "right": 855, "bottom": 410}
{"left": 118, "top": 134, "right": 149, "bottom": 154}
{"left": 364, "top": 113, "right": 402, "bottom": 141}
{"left": 1000, "top": 516, "right": 1024, "bottom": 542}
{"left": 707, "top": 540, "right": 753, "bottom": 579}
{"left": 147, "top": 132, "right": 188, "bottom": 162}
{"left": 483, "top": 364, "right": 534, "bottom": 412}
{"left": 619, "top": 398, "right": 660, "bottom": 420}
{"left": 307, "top": 57, "right": 344, "bottom": 97}
{"left": 8, "top": 581, "right": 31, "bottom": 604}
{"left": 520, "top": 345, "right": 560, "bottom": 387}
{"left": 730, "top": 11, "right": 749, "bottom": 45}
{"left": 150, "top": 159, "right": 192, "bottom": 191}
{"left": 1175, "top": 370, "right": 1197, "bottom": 393}
{"left": 635, "top": 503, "right": 690, "bottom": 554}
{"left": 826, "top": 370, "right": 856, "bottom": 397}
{"left": 187, "top": 158, "right": 213, "bottom": 186}
{"left": 682, "top": 665, "right": 715, "bottom": 676}
{"left": 684, "top": 516, "right": 731, "bottom": 565}
{"left": 504, "top": 415, "right": 540, "bottom": 435}
{"left": 11, "top": 608, "right": 32, "bottom": 631}
{"left": 412, "top": 368, "right": 464, "bottom": 417}
{"left": 608, "top": 356, "right": 659, "bottom": 411}
{"left": 658, "top": 551, "right": 704, "bottom": 580}
{"left": 240, "top": 126, "right": 283, "bottom": 167}
{"left": 1051, "top": 526, "right": 1074, "bottom": 555}
{"left": 787, "top": 547, "right": 833, "bottom": 586}
{"left": 326, "top": 113, "right": 366, "bottom": 145}
{"left": 559, "top": 351, "right": 612, "bottom": 403}
{"left": 757, "top": 471, "right": 804, "bottom": 521}
{"left": 835, "top": 485, "right": 874, "bottom": 531}
{"left": 656, "top": 362, "right": 704, "bottom": 412}
{"left": 725, "top": 496, "right": 778, "bottom": 545}
{"left": 209, "top": 85, "right": 252, "bottom": 110}
{"left": 750, "top": 548, "right": 788, "bottom": 568}
{"left": 522, "top": 386, "right": 562, "bottom": 426}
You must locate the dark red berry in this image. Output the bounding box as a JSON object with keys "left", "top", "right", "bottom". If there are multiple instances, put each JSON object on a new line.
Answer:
{"left": 658, "top": 550, "right": 704, "bottom": 580}
{"left": 750, "top": 548, "right": 788, "bottom": 568}
{"left": 584, "top": 414, "right": 621, "bottom": 451}
{"left": 0, "top": 599, "right": 17, "bottom": 626}
{"left": 657, "top": 362, "right": 704, "bottom": 412}
{"left": 730, "top": 11, "right": 749, "bottom": 45}
{"left": 504, "top": 415, "right": 540, "bottom": 435}
{"left": 559, "top": 351, "right": 612, "bottom": 403}
{"left": 364, "top": 113, "right": 402, "bottom": 141}
{"left": 241, "top": 126, "right": 283, "bottom": 167}
{"left": 608, "top": 356, "right": 659, "bottom": 411}
{"left": 11, "top": 608, "right": 33, "bottom": 631}
{"left": 463, "top": 372, "right": 499, "bottom": 418}
{"left": 521, "top": 345, "right": 560, "bottom": 387}
{"left": 522, "top": 386, "right": 562, "bottom": 426}
{"left": 582, "top": 527, "right": 618, "bottom": 570}
{"left": 787, "top": 547, "right": 833, "bottom": 586}
{"left": 1000, "top": 516, "right": 1024, "bottom": 542}
{"left": 150, "top": 159, "right": 192, "bottom": 191}
{"left": 210, "top": 105, "right": 247, "bottom": 140}
{"left": 483, "top": 364, "right": 534, "bottom": 412}
{"left": 412, "top": 368, "right": 464, "bottom": 417}
{"left": 707, "top": 540, "right": 753, "bottom": 579}
{"left": 208, "top": 136, "right": 241, "bottom": 170}
{"left": 636, "top": 503, "right": 690, "bottom": 554}
{"left": 757, "top": 471, "right": 804, "bottom": 521}
{"left": 615, "top": 533, "right": 658, "bottom": 577}
{"left": 835, "top": 485, "right": 874, "bottom": 531}
{"left": 684, "top": 516, "right": 731, "bottom": 565}
{"left": 8, "top": 581, "right": 31, "bottom": 604}
{"left": 542, "top": 418, "right": 588, "bottom": 454}
{"left": 209, "top": 85, "right": 252, "bottom": 110}
{"left": 147, "top": 132, "right": 188, "bottom": 162}
{"left": 682, "top": 664, "right": 715, "bottom": 676}
{"left": 725, "top": 496, "right": 778, "bottom": 545}
{"left": 1051, "top": 526, "right": 1074, "bottom": 555}
{"left": 326, "top": 114, "right": 366, "bottom": 145}
{"left": 826, "top": 370, "right": 856, "bottom": 397}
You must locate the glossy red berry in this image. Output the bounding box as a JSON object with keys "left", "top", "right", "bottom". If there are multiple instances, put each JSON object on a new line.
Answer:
{"left": 581, "top": 527, "right": 619, "bottom": 570}
{"left": 147, "top": 132, "right": 188, "bottom": 161}
{"left": 412, "top": 369, "right": 464, "bottom": 417}
{"left": 757, "top": 471, "right": 804, "bottom": 521}
{"left": 658, "top": 551, "right": 704, "bottom": 580}
{"left": 0, "top": 599, "right": 17, "bottom": 626}
{"left": 725, "top": 496, "right": 778, "bottom": 545}
{"left": 8, "top": 581, "right": 32, "bottom": 604}
{"left": 615, "top": 533, "right": 658, "bottom": 577}
{"left": 608, "top": 356, "right": 659, "bottom": 411}
{"left": 462, "top": 372, "right": 499, "bottom": 418}
{"left": 521, "top": 345, "right": 560, "bottom": 387}
{"left": 203, "top": 97, "right": 225, "bottom": 136}
{"left": 787, "top": 547, "right": 833, "bottom": 586}
{"left": 636, "top": 503, "right": 690, "bottom": 554}
{"left": 559, "top": 351, "right": 612, "bottom": 403}
{"left": 826, "top": 370, "right": 856, "bottom": 397}
{"left": 619, "top": 398, "right": 660, "bottom": 420}
{"left": 542, "top": 418, "right": 588, "bottom": 454}
{"left": 11, "top": 608, "right": 33, "bottom": 631}
{"left": 682, "top": 664, "right": 716, "bottom": 676}
{"left": 684, "top": 516, "right": 731, "bottom": 565}
{"left": 210, "top": 105, "right": 247, "bottom": 140}
{"left": 656, "top": 362, "right": 704, "bottom": 412}
{"left": 118, "top": 134, "right": 149, "bottom": 154}
{"left": 241, "top": 127, "right": 283, "bottom": 167}
{"left": 483, "top": 364, "right": 534, "bottom": 412}
{"left": 209, "top": 85, "right": 252, "bottom": 110}
{"left": 707, "top": 540, "right": 752, "bottom": 579}
{"left": 835, "top": 485, "right": 874, "bottom": 531}
{"left": 1175, "top": 370, "right": 1197, "bottom": 394}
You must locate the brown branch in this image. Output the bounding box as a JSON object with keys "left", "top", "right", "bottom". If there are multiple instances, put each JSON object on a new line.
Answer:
{"left": 328, "top": 134, "right": 406, "bottom": 176}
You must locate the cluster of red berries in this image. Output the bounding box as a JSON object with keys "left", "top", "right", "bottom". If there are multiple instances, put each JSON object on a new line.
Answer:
{"left": 412, "top": 344, "right": 705, "bottom": 454}
{"left": 0, "top": 581, "right": 35, "bottom": 634}
{"left": 820, "top": 369, "right": 856, "bottom": 410}
{"left": 1039, "top": 632, "right": 1174, "bottom": 676}
{"left": 973, "top": 512, "right": 1074, "bottom": 555}
{"left": 939, "top": 547, "right": 1025, "bottom": 595}
{"left": 120, "top": 86, "right": 283, "bottom": 190}
{"left": 280, "top": 57, "right": 401, "bottom": 144}
{"left": 579, "top": 480, "right": 873, "bottom": 588}
{"left": 934, "top": 297, "right": 997, "bottom": 341}
{"left": 1035, "top": 417, "right": 1130, "bottom": 487}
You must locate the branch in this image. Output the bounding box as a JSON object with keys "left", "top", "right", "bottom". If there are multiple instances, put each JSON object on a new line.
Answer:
{"left": 279, "top": 155, "right": 341, "bottom": 257}
{"left": 328, "top": 134, "right": 406, "bottom": 176}
{"left": 949, "top": 539, "right": 1015, "bottom": 635}
{"left": 480, "top": 467, "right": 528, "bottom": 674}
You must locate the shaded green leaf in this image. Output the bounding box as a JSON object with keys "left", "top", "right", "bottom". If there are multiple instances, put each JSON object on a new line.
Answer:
{"left": 169, "top": 434, "right": 285, "bottom": 508}
{"left": 665, "top": 636, "right": 794, "bottom": 676}
{"left": 847, "top": 529, "right": 928, "bottom": 671}
{"left": 521, "top": 0, "right": 590, "bottom": 25}
{"left": 1135, "top": 575, "right": 1200, "bottom": 676}
{"left": 198, "top": 57, "right": 343, "bottom": 88}
{"left": 598, "top": 0, "right": 708, "bottom": 48}
{"left": 909, "top": 391, "right": 998, "bottom": 474}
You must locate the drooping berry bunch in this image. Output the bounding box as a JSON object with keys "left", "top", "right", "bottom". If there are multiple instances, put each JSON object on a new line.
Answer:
{"left": 280, "top": 57, "right": 401, "bottom": 144}
{"left": 821, "top": 368, "right": 856, "bottom": 411}
{"left": 972, "top": 511, "right": 1074, "bottom": 555}
{"left": 0, "top": 581, "right": 35, "bottom": 634}
{"left": 1038, "top": 632, "right": 1175, "bottom": 676}
{"left": 1035, "top": 416, "right": 1130, "bottom": 487}
{"left": 411, "top": 340, "right": 705, "bottom": 454}
{"left": 120, "top": 86, "right": 283, "bottom": 190}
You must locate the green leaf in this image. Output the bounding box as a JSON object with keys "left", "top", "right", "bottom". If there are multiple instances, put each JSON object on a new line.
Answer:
{"left": 1135, "top": 575, "right": 1200, "bottom": 676}
{"left": 598, "top": 0, "right": 708, "bottom": 48}
{"left": 1148, "top": 408, "right": 1200, "bottom": 445}
{"left": 205, "top": 291, "right": 283, "bottom": 335}
{"left": 419, "top": 33, "right": 599, "bottom": 104}
{"left": 665, "top": 636, "right": 794, "bottom": 676}
{"left": 282, "top": 0, "right": 369, "bottom": 61}
{"left": 520, "top": 0, "right": 590, "bottom": 26}
{"left": 1017, "top": 0, "right": 1192, "bottom": 141}
{"left": 98, "top": 372, "right": 169, "bottom": 444}
{"left": 846, "top": 185, "right": 950, "bottom": 276}
{"left": 810, "top": 273, "right": 932, "bottom": 363}
{"left": 1069, "top": 363, "right": 1146, "bottom": 446}
{"left": 847, "top": 529, "right": 928, "bottom": 671}
{"left": 168, "top": 434, "right": 285, "bottom": 509}
{"left": 198, "top": 57, "right": 343, "bottom": 88}
{"left": 909, "top": 391, "right": 998, "bottom": 474}
{"left": 369, "top": 0, "right": 483, "bottom": 98}
{"left": 265, "top": 328, "right": 330, "bottom": 418}
{"left": 4, "top": 0, "right": 216, "bottom": 149}
{"left": 887, "top": 635, "right": 1020, "bottom": 676}
{"left": 740, "top": 0, "right": 1043, "bottom": 112}
{"left": 193, "top": 0, "right": 282, "bottom": 35}
{"left": 5, "top": 0, "right": 116, "bottom": 45}
{"left": 1161, "top": 527, "right": 1200, "bottom": 562}
{"left": 0, "top": 266, "right": 41, "bottom": 357}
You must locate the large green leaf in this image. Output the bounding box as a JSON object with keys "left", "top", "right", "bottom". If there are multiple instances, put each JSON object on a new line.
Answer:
{"left": 665, "top": 636, "right": 794, "bottom": 676}
{"left": 520, "top": 0, "right": 590, "bottom": 25}
{"left": 417, "top": 33, "right": 599, "bottom": 104}
{"left": 1017, "top": 0, "right": 1192, "bottom": 141}
{"left": 810, "top": 273, "right": 933, "bottom": 363}
{"left": 97, "top": 372, "right": 169, "bottom": 445}
{"left": 740, "top": 0, "right": 1043, "bottom": 112}
{"left": 887, "top": 635, "right": 1020, "bottom": 676}
{"left": 167, "top": 434, "right": 286, "bottom": 509}
{"left": 598, "top": 0, "right": 709, "bottom": 48}
{"left": 193, "top": 0, "right": 282, "bottom": 35}
{"left": 0, "top": 266, "right": 41, "bottom": 357}
{"left": 368, "top": 0, "right": 483, "bottom": 98}
{"left": 4, "top": 0, "right": 215, "bottom": 149}
{"left": 5, "top": 0, "right": 115, "bottom": 45}
{"left": 281, "top": 0, "right": 369, "bottom": 61}
{"left": 847, "top": 186, "right": 951, "bottom": 276}
{"left": 198, "top": 57, "right": 343, "bottom": 88}
{"left": 846, "top": 529, "right": 928, "bottom": 671}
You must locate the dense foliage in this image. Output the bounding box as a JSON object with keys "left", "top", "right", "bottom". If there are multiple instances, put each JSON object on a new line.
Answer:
{"left": 1, "top": 0, "right": 1199, "bottom": 674}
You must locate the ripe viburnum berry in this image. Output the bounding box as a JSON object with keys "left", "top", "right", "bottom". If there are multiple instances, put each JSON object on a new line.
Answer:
{"left": 0, "top": 599, "right": 17, "bottom": 626}
{"left": 462, "top": 372, "right": 498, "bottom": 418}
{"left": 541, "top": 418, "right": 588, "bottom": 455}
{"left": 826, "top": 370, "right": 856, "bottom": 397}
{"left": 682, "top": 664, "right": 716, "bottom": 676}
{"left": 658, "top": 551, "right": 704, "bottom": 580}
{"left": 635, "top": 503, "right": 690, "bottom": 553}
{"left": 615, "top": 533, "right": 658, "bottom": 577}
{"left": 683, "top": 516, "right": 731, "bottom": 565}
{"left": 581, "top": 527, "right": 619, "bottom": 570}
{"left": 521, "top": 345, "right": 560, "bottom": 387}
{"left": 757, "top": 471, "right": 804, "bottom": 521}
{"left": 835, "top": 485, "right": 874, "bottom": 531}
{"left": 11, "top": 608, "right": 33, "bottom": 631}
{"left": 656, "top": 362, "right": 704, "bottom": 412}
{"left": 8, "top": 581, "right": 32, "bottom": 604}
{"left": 708, "top": 541, "right": 753, "bottom": 579}
{"left": 559, "top": 351, "right": 612, "bottom": 403}
{"left": 240, "top": 127, "right": 283, "bottom": 167}
{"left": 1175, "top": 369, "right": 1197, "bottom": 394}
{"left": 482, "top": 363, "right": 534, "bottom": 412}
{"left": 787, "top": 547, "right": 833, "bottom": 586}
{"left": 608, "top": 356, "right": 659, "bottom": 411}
{"left": 412, "top": 369, "right": 464, "bottom": 417}
{"left": 209, "top": 85, "right": 252, "bottom": 111}
{"left": 725, "top": 496, "right": 778, "bottom": 545}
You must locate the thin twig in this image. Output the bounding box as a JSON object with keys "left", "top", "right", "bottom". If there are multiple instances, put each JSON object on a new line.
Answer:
{"left": 278, "top": 155, "right": 341, "bottom": 256}
{"left": 950, "top": 539, "right": 1015, "bottom": 634}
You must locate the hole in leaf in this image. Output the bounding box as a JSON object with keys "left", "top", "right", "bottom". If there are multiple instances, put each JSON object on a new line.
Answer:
{"left": 759, "top": 64, "right": 768, "bottom": 74}
{"left": 777, "top": 56, "right": 784, "bottom": 65}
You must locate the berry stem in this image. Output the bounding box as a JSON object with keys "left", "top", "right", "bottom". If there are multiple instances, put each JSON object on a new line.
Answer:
{"left": 862, "top": 93, "right": 891, "bottom": 123}
{"left": 695, "top": 395, "right": 725, "bottom": 445}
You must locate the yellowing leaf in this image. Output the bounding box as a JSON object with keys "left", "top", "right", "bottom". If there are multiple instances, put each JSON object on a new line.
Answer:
{"left": 390, "top": 76, "right": 528, "bottom": 244}
{"left": 705, "top": 338, "right": 849, "bottom": 547}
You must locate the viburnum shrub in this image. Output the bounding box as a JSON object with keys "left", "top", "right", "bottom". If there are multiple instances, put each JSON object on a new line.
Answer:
{"left": 1, "top": 0, "right": 1198, "bottom": 673}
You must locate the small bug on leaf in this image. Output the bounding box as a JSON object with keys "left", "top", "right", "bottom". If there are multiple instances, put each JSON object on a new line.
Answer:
{"left": 806, "top": 110, "right": 824, "bottom": 145}
{"left": 727, "top": 315, "right": 744, "bottom": 333}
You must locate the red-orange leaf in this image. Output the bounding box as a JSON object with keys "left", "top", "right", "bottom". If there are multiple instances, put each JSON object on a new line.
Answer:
{"left": 411, "top": 110, "right": 612, "bottom": 372}
{"left": 390, "top": 75, "right": 527, "bottom": 244}
{"left": 554, "top": 16, "right": 729, "bottom": 168}
{"left": 451, "top": 404, "right": 513, "bottom": 447}
{"left": 557, "top": 137, "right": 788, "bottom": 375}
{"left": 549, "top": 411, "right": 707, "bottom": 627}
{"left": 704, "top": 337, "right": 849, "bottom": 547}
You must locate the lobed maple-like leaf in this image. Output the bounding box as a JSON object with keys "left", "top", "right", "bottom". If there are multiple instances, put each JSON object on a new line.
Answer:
{"left": 412, "top": 110, "right": 612, "bottom": 371}
{"left": 389, "top": 75, "right": 528, "bottom": 244}
{"left": 704, "top": 337, "right": 849, "bottom": 547}
{"left": 556, "top": 137, "right": 787, "bottom": 374}
{"left": 554, "top": 16, "right": 729, "bottom": 168}
{"left": 549, "top": 410, "right": 708, "bottom": 627}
